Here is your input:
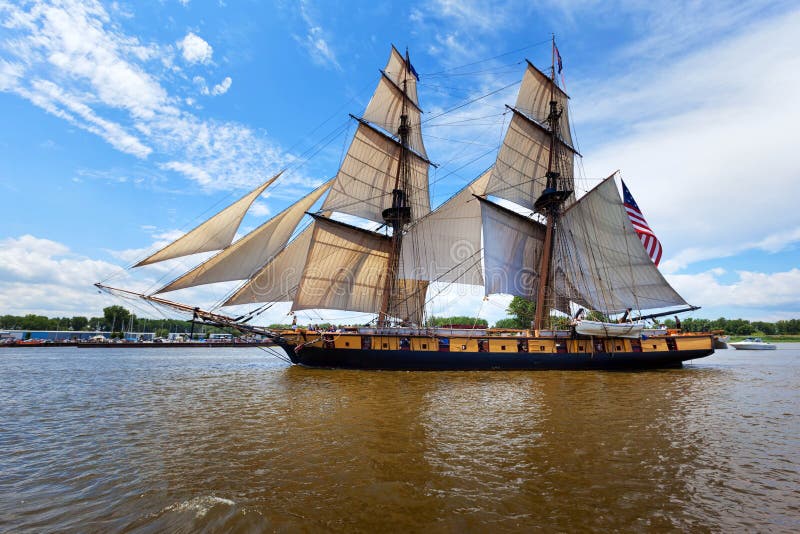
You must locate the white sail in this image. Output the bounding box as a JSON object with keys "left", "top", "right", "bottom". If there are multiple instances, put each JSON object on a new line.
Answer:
{"left": 479, "top": 197, "right": 546, "bottom": 298}
{"left": 556, "top": 177, "right": 687, "bottom": 313}
{"left": 514, "top": 62, "right": 572, "bottom": 147}
{"left": 320, "top": 122, "right": 430, "bottom": 224}
{"left": 399, "top": 169, "right": 490, "bottom": 285}
{"left": 485, "top": 63, "right": 576, "bottom": 211}
{"left": 156, "top": 179, "right": 332, "bottom": 293}
{"left": 362, "top": 48, "right": 426, "bottom": 158}
{"left": 486, "top": 113, "right": 556, "bottom": 211}
{"left": 135, "top": 173, "right": 280, "bottom": 266}
{"left": 382, "top": 46, "right": 419, "bottom": 108}
{"left": 290, "top": 216, "right": 426, "bottom": 321}
{"left": 223, "top": 224, "right": 314, "bottom": 306}
{"left": 291, "top": 216, "right": 392, "bottom": 314}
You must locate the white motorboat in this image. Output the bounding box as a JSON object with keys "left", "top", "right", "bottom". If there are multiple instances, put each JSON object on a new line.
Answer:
{"left": 729, "top": 337, "right": 776, "bottom": 350}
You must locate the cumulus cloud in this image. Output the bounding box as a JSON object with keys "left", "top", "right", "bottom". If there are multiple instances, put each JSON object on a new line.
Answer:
{"left": 0, "top": 235, "right": 125, "bottom": 316}
{"left": 576, "top": 8, "right": 800, "bottom": 271}
{"left": 668, "top": 268, "right": 800, "bottom": 318}
{"left": 179, "top": 31, "right": 213, "bottom": 64}
{"left": 193, "top": 75, "right": 232, "bottom": 96}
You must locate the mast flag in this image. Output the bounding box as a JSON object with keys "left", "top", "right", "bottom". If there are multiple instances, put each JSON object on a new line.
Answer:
{"left": 554, "top": 44, "right": 563, "bottom": 74}
{"left": 621, "top": 179, "right": 663, "bottom": 266}
{"left": 408, "top": 59, "right": 419, "bottom": 80}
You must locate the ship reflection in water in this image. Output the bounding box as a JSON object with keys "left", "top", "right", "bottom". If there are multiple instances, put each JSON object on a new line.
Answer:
{"left": 1, "top": 347, "right": 799, "bottom": 531}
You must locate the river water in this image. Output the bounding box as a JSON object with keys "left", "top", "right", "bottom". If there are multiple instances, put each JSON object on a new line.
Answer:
{"left": 1, "top": 345, "right": 798, "bottom": 532}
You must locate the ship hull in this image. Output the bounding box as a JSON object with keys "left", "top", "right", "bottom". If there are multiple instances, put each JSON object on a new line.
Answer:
{"left": 278, "top": 343, "right": 713, "bottom": 371}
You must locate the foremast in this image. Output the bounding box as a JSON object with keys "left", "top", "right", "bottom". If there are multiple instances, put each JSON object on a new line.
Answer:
{"left": 533, "top": 37, "right": 572, "bottom": 331}
{"left": 378, "top": 50, "right": 414, "bottom": 327}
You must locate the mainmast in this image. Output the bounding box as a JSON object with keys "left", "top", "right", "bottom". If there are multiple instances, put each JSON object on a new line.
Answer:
{"left": 378, "top": 49, "right": 414, "bottom": 327}
{"left": 533, "top": 37, "right": 572, "bottom": 331}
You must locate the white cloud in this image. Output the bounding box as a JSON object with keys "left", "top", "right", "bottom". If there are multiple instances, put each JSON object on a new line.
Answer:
{"left": 192, "top": 75, "right": 231, "bottom": 96}
{"left": 179, "top": 32, "right": 213, "bottom": 64}
{"left": 248, "top": 201, "right": 271, "bottom": 217}
{"left": 294, "top": 0, "right": 341, "bottom": 70}
{"left": 669, "top": 268, "right": 800, "bottom": 316}
{"left": 0, "top": 2, "right": 295, "bottom": 191}
{"left": 211, "top": 76, "right": 231, "bottom": 95}
{"left": 160, "top": 161, "right": 212, "bottom": 186}
{"left": 578, "top": 8, "right": 800, "bottom": 271}
{"left": 0, "top": 235, "right": 125, "bottom": 316}
{"left": 410, "top": 0, "right": 530, "bottom": 63}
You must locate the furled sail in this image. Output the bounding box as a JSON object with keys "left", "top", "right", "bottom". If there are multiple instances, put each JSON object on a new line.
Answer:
{"left": 399, "top": 169, "right": 490, "bottom": 285}
{"left": 155, "top": 179, "right": 332, "bottom": 294}
{"left": 479, "top": 197, "right": 546, "bottom": 298}
{"left": 485, "top": 62, "right": 576, "bottom": 211}
{"left": 321, "top": 122, "right": 430, "bottom": 224}
{"left": 555, "top": 178, "right": 687, "bottom": 313}
{"left": 223, "top": 224, "right": 314, "bottom": 306}
{"left": 135, "top": 172, "right": 280, "bottom": 267}
{"left": 362, "top": 46, "right": 426, "bottom": 158}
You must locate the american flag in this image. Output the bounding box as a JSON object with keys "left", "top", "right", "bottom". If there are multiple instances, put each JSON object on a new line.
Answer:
{"left": 621, "top": 180, "right": 662, "bottom": 266}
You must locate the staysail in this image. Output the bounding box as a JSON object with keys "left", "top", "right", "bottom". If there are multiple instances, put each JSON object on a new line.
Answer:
{"left": 398, "top": 169, "right": 490, "bottom": 286}
{"left": 223, "top": 224, "right": 315, "bottom": 306}
{"left": 155, "top": 179, "right": 332, "bottom": 293}
{"left": 135, "top": 172, "right": 281, "bottom": 266}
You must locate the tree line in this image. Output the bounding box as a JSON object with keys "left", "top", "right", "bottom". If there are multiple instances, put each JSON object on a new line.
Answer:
{"left": 3, "top": 302, "right": 798, "bottom": 336}
{"left": 0, "top": 305, "right": 239, "bottom": 338}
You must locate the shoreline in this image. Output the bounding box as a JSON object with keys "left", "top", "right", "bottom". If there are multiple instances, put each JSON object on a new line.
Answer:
{"left": 0, "top": 341, "right": 274, "bottom": 348}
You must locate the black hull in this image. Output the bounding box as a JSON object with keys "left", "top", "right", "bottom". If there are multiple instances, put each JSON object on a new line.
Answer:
{"left": 277, "top": 343, "right": 714, "bottom": 371}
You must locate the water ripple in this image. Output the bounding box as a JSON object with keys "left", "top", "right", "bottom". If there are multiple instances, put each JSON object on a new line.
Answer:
{"left": 1, "top": 346, "right": 799, "bottom": 532}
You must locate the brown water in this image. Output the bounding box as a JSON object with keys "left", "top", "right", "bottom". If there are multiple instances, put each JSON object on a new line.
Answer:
{"left": 1, "top": 345, "right": 799, "bottom": 532}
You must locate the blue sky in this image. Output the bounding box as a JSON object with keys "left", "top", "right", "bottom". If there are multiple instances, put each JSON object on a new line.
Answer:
{"left": 0, "top": 0, "right": 798, "bottom": 325}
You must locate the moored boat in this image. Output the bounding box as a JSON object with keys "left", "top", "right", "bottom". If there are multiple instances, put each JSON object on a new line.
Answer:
{"left": 729, "top": 337, "right": 776, "bottom": 350}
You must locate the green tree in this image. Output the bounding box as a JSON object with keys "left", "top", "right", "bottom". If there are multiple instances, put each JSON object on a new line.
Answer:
{"left": 20, "top": 314, "right": 53, "bottom": 330}
{"left": 493, "top": 318, "right": 519, "bottom": 329}
{"left": 70, "top": 316, "right": 89, "bottom": 331}
{"left": 103, "top": 305, "right": 131, "bottom": 332}
{"left": 505, "top": 297, "right": 536, "bottom": 329}
{"left": 155, "top": 328, "right": 169, "bottom": 338}
{"left": 426, "top": 316, "right": 488, "bottom": 327}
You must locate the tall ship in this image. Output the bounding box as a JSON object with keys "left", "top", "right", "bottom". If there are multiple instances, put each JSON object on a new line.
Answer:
{"left": 99, "top": 42, "right": 715, "bottom": 370}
